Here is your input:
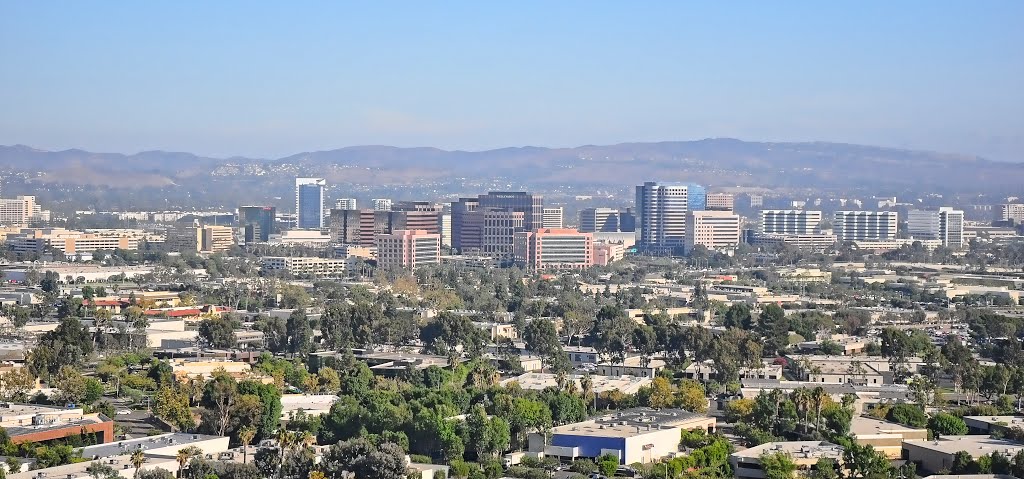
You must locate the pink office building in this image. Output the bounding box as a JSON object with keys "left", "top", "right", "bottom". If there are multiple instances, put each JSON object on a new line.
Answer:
{"left": 375, "top": 229, "right": 441, "bottom": 270}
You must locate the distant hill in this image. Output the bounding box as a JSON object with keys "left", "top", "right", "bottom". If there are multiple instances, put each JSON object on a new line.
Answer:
{"left": 1, "top": 139, "right": 1021, "bottom": 191}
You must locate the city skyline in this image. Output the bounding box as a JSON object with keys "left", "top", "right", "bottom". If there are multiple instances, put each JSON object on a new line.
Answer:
{"left": 1, "top": 2, "right": 1022, "bottom": 161}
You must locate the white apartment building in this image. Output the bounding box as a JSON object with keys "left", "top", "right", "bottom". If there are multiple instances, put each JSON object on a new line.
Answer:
{"left": 542, "top": 207, "right": 564, "bottom": 228}
{"left": 834, "top": 211, "right": 898, "bottom": 242}
{"left": 685, "top": 210, "right": 740, "bottom": 252}
{"left": 907, "top": 207, "right": 965, "bottom": 248}
{"left": 334, "top": 198, "right": 357, "bottom": 210}
{"left": 376, "top": 229, "right": 441, "bottom": 269}
{"left": 760, "top": 210, "right": 822, "bottom": 235}
{"left": 371, "top": 198, "right": 393, "bottom": 211}
{"left": 261, "top": 256, "right": 347, "bottom": 276}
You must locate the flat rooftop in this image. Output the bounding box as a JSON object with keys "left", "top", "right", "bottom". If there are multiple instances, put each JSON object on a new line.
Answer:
{"left": 850, "top": 416, "right": 927, "bottom": 437}
{"left": 904, "top": 436, "right": 1024, "bottom": 456}
{"left": 81, "top": 433, "right": 224, "bottom": 459}
{"left": 551, "top": 408, "right": 711, "bottom": 438}
{"left": 732, "top": 441, "right": 844, "bottom": 460}
{"left": 963, "top": 416, "right": 1024, "bottom": 428}
{"left": 501, "top": 373, "right": 652, "bottom": 395}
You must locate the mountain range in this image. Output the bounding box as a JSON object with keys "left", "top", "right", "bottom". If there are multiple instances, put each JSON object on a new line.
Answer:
{"left": 1, "top": 139, "right": 1021, "bottom": 192}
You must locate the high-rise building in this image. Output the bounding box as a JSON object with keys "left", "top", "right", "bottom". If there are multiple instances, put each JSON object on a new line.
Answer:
{"left": 166, "top": 224, "right": 234, "bottom": 253}
{"left": 685, "top": 210, "right": 740, "bottom": 253}
{"left": 997, "top": 204, "right": 1024, "bottom": 223}
{"left": 238, "top": 206, "right": 276, "bottom": 243}
{"left": 908, "top": 207, "right": 965, "bottom": 249}
{"left": 578, "top": 207, "right": 636, "bottom": 233}
{"left": 705, "top": 193, "right": 735, "bottom": 211}
{"left": 451, "top": 192, "right": 542, "bottom": 253}
{"left": 328, "top": 208, "right": 391, "bottom": 246}
{"left": 542, "top": 207, "right": 564, "bottom": 229}
{"left": 760, "top": 210, "right": 823, "bottom": 235}
{"left": 439, "top": 214, "right": 452, "bottom": 247}
{"left": 0, "top": 196, "right": 43, "bottom": 226}
{"left": 833, "top": 211, "right": 898, "bottom": 242}
{"left": 749, "top": 195, "right": 764, "bottom": 208}
{"left": 372, "top": 198, "right": 393, "bottom": 212}
{"left": 635, "top": 182, "right": 705, "bottom": 251}
{"left": 579, "top": 208, "right": 619, "bottom": 233}
{"left": 391, "top": 201, "right": 443, "bottom": 234}
{"left": 295, "top": 178, "right": 326, "bottom": 229}
{"left": 376, "top": 229, "right": 440, "bottom": 270}
{"left": 514, "top": 228, "right": 594, "bottom": 270}
{"left": 481, "top": 209, "right": 525, "bottom": 259}
{"left": 335, "top": 198, "right": 357, "bottom": 210}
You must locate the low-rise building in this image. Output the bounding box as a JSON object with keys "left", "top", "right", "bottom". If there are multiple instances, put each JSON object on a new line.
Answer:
{"left": 261, "top": 256, "right": 347, "bottom": 277}
{"left": 730, "top": 441, "right": 844, "bottom": 479}
{"left": 903, "top": 436, "right": 1024, "bottom": 474}
{"left": 849, "top": 416, "right": 928, "bottom": 458}
{"left": 595, "top": 356, "right": 665, "bottom": 379}
{"left": 0, "top": 403, "right": 113, "bottom": 445}
{"left": 280, "top": 394, "right": 339, "bottom": 421}
{"left": 501, "top": 373, "right": 652, "bottom": 395}
{"left": 376, "top": 229, "right": 441, "bottom": 270}
{"left": 530, "top": 408, "right": 716, "bottom": 465}
{"left": 593, "top": 241, "right": 625, "bottom": 266}
{"left": 962, "top": 415, "right": 1024, "bottom": 435}
{"left": 514, "top": 228, "right": 594, "bottom": 270}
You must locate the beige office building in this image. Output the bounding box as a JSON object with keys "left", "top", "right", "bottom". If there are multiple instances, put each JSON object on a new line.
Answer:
{"left": 685, "top": 210, "right": 740, "bottom": 252}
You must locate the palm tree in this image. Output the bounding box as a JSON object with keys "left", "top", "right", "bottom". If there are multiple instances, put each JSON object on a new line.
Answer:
{"left": 790, "top": 388, "right": 811, "bottom": 434}
{"left": 175, "top": 446, "right": 200, "bottom": 478}
{"left": 238, "top": 426, "right": 257, "bottom": 465}
{"left": 580, "top": 374, "right": 594, "bottom": 412}
{"left": 811, "top": 387, "right": 827, "bottom": 433}
{"left": 130, "top": 448, "right": 145, "bottom": 479}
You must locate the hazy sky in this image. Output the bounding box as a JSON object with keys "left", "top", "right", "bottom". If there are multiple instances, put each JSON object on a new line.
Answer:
{"left": 2, "top": 2, "right": 1022, "bottom": 160}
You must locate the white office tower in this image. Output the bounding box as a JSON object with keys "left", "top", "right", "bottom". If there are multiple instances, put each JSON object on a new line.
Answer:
{"left": 908, "top": 207, "right": 965, "bottom": 249}
{"left": 542, "top": 207, "right": 564, "bottom": 228}
{"left": 335, "top": 198, "right": 357, "bottom": 210}
{"left": 635, "top": 181, "right": 706, "bottom": 250}
{"left": 295, "top": 178, "right": 326, "bottom": 229}
{"left": 579, "top": 208, "right": 618, "bottom": 233}
{"left": 997, "top": 204, "right": 1024, "bottom": 223}
{"left": 372, "top": 198, "right": 393, "bottom": 211}
{"left": 760, "top": 210, "right": 822, "bottom": 235}
{"left": 685, "top": 210, "right": 740, "bottom": 253}
{"left": 833, "top": 211, "right": 898, "bottom": 242}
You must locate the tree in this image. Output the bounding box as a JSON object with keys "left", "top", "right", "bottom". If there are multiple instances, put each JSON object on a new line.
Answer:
{"left": 842, "top": 443, "right": 891, "bottom": 479}
{"left": 153, "top": 388, "right": 195, "bottom": 432}
{"left": 886, "top": 403, "right": 927, "bottom": 428}
{"left": 176, "top": 447, "right": 201, "bottom": 478}
{"left": 523, "top": 318, "right": 566, "bottom": 372}
{"left": 759, "top": 452, "right": 796, "bottom": 479}
{"left": 809, "top": 458, "right": 839, "bottom": 479}
{"left": 198, "top": 317, "right": 236, "bottom": 349}
{"left": 286, "top": 309, "right": 313, "bottom": 356}
{"left": 321, "top": 438, "right": 407, "bottom": 479}
{"left": 238, "top": 426, "right": 256, "bottom": 464}
{"left": 597, "top": 454, "right": 619, "bottom": 478}
{"left": 928, "top": 412, "right": 968, "bottom": 437}
{"left": 29, "top": 317, "right": 93, "bottom": 378}
{"left": 723, "top": 303, "right": 753, "bottom": 330}
{"left": 130, "top": 448, "right": 145, "bottom": 479}
{"left": 678, "top": 379, "right": 709, "bottom": 413}
{"left": 256, "top": 316, "right": 288, "bottom": 353}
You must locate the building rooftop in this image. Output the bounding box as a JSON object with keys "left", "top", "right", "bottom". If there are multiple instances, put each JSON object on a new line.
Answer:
{"left": 850, "top": 415, "right": 927, "bottom": 437}
{"left": 731, "top": 441, "right": 844, "bottom": 460}
{"left": 81, "top": 433, "right": 226, "bottom": 459}
{"left": 501, "top": 373, "right": 652, "bottom": 395}
{"left": 550, "top": 408, "right": 711, "bottom": 439}
{"left": 962, "top": 416, "right": 1024, "bottom": 428}
{"left": 903, "top": 436, "right": 1024, "bottom": 457}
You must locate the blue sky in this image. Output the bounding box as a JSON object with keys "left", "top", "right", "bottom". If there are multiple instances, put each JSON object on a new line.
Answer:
{"left": 1, "top": 1, "right": 1022, "bottom": 160}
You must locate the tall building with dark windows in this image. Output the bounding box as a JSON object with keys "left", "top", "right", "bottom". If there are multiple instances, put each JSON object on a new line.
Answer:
{"left": 238, "top": 205, "right": 276, "bottom": 243}
{"left": 635, "top": 182, "right": 705, "bottom": 252}
{"left": 295, "top": 178, "right": 326, "bottom": 229}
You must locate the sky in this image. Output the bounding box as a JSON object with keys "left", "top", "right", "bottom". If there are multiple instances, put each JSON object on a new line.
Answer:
{"left": 1, "top": 2, "right": 1022, "bottom": 161}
